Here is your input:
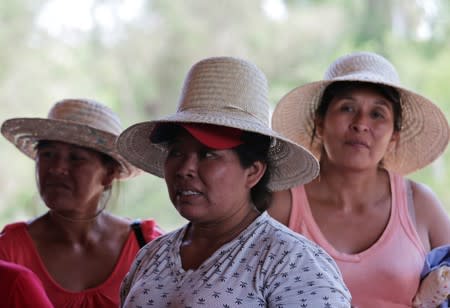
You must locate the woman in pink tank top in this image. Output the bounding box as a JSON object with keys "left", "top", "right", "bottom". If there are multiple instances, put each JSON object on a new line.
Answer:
{"left": 268, "top": 51, "right": 450, "bottom": 307}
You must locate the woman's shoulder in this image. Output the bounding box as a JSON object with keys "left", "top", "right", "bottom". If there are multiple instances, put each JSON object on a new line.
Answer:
{"left": 260, "top": 214, "right": 328, "bottom": 252}
{"left": 109, "top": 215, "right": 163, "bottom": 234}
{"left": 148, "top": 225, "right": 184, "bottom": 244}
{"left": 133, "top": 226, "right": 186, "bottom": 262}
{"left": 409, "top": 179, "right": 444, "bottom": 219}
{"left": 258, "top": 214, "right": 348, "bottom": 293}
{"left": 0, "top": 222, "right": 32, "bottom": 260}
{"left": 138, "top": 219, "right": 164, "bottom": 238}
{"left": 0, "top": 221, "right": 28, "bottom": 238}
{"left": 409, "top": 180, "right": 450, "bottom": 250}
{"left": 409, "top": 180, "right": 439, "bottom": 200}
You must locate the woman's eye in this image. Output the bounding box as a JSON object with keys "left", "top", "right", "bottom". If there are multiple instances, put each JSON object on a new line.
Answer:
{"left": 167, "top": 148, "right": 181, "bottom": 157}
{"left": 70, "top": 154, "right": 86, "bottom": 161}
{"left": 335, "top": 101, "right": 354, "bottom": 113}
{"left": 205, "top": 151, "right": 215, "bottom": 159}
{"left": 371, "top": 110, "right": 385, "bottom": 119}
{"left": 340, "top": 105, "right": 353, "bottom": 112}
{"left": 38, "top": 151, "right": 53, "bottom": 159}
{"left": 202, "top": 150, "right": 217, "bottom": 159}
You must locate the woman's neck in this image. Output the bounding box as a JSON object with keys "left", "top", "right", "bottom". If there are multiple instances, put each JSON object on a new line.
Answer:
{"left": 34, "top": 210, "right": 108, "bottom": 244}
{"left": 308, "top": 163, "right": 390, "bottom": 212}
{"left": 185, "top": 206, "right": 260, "bottom": 248}
{"left": 179, "top": 205, "right": 261, "bottom": 270}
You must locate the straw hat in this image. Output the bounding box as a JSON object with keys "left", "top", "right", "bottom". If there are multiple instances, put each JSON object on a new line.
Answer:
{"left": 272, "top": 51, "right": 450, "bottom": 174}
{"left": 117, "top": 56, "right": 319, "bottom": 191}
{"left": 1, "top": 98, "right": 139, "bottom": 179}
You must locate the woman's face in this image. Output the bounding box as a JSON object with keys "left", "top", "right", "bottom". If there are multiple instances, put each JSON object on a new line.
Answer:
{"left": 316, "top": 86, "right": 399, "bottom": 171}
{"left": 163, "top": 129, "right": 263, "bottom": 224}
{"left": 36, "top": 141, "right": 115, "bottom": 216}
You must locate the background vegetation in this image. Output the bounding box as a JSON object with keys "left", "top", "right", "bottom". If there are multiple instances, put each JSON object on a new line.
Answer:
{"left": 1, "top": 0, "right": 449, "bottom": 231}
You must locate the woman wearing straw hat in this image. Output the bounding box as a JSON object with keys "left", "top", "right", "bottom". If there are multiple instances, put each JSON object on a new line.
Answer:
{"left": 117, "top": 57, "right": 351, "bottom": 307}
{"left": 269, "top": 51, "right": 450, "bottom": 307}
{"left": 0, "top": 99, "right": 162, "bottom": 307}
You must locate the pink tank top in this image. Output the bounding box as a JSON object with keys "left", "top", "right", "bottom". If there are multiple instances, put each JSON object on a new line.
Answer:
{"left": 289, "top": 172, "right": 426, "bottom": 308}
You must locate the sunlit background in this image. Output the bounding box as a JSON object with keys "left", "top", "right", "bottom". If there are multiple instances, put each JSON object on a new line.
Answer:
{"left": 1, "top": 0, "right": 449, "bottom": 231}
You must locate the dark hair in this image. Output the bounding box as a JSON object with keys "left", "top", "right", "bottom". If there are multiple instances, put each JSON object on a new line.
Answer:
{"left": 233, "top": 132, "right": 272, "bottom": 212}
{"left": 312, "top": 81, "right": 402, "bottom": 146}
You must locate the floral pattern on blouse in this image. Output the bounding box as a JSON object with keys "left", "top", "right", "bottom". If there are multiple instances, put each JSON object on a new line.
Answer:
{"left": 121, "top": 212, "right": 351, "bottom": 308}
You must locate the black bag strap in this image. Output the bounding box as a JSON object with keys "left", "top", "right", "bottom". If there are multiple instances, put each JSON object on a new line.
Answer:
{"left": 131, "top": 219, "right": 147, "bottom": 248}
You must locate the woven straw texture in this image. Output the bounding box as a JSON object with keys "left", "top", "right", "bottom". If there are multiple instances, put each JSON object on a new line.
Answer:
{"left": 117, "top": 57, "right": 320, "bottom": 191}
{"left": 272, "top": 51, "right": 449, "bottom": 175}
{"left": 1, "top": 98, "right": 139, "bottom": 179}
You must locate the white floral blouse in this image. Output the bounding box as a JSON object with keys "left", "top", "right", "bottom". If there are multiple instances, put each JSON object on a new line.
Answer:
{"left": 121, "top": 212, "right": 351, "bottom": 308}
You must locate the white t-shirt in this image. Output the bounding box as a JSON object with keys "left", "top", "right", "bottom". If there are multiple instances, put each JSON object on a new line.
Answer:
{"left": 121, "top": 212, "right": 351, "bottom": 307}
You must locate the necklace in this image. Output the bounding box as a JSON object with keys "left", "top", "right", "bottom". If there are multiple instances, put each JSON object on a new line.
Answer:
{"left": 49, "top": 207, "right": 106, "bottom": 223}
{"left": 46, "top": 187, "right": 112, "bottom": 223}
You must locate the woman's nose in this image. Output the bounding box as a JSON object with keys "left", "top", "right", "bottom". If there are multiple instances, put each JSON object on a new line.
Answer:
{"left": 48, "top": 157, "right": 69, "bottom": 175}
{"left": 176, "top": 154, "right": 197, "bottom": 178}
{"left": 350, "top": 113, "right": 369, "bottom": 132}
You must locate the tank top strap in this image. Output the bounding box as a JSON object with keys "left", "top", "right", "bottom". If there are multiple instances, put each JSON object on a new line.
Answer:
{"left": 389, "top": 171, "right": 426, "bottom": 257}
{"left": 288, "top": 185, "right": 335, "bottom": 254}
{"left": 288, "top": 185, "right": 307, "bottom": 233}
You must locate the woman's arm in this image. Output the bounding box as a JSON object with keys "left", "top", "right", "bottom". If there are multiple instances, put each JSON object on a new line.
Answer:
{"left": 412, "top": 181, "right": 450, "bottom": 251}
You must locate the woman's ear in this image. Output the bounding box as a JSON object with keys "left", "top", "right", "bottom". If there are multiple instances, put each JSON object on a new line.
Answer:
{"left": 387, "top": 131, "right": 400, "bottom": 153}
{"left": 314, "top": 117, "right": 324, "bottom": 139}
{"left": 102, "top": 162, "right": 119, "bottom": 187}
{"left": 245, "top": 161, "right": 267, "bottom": 189}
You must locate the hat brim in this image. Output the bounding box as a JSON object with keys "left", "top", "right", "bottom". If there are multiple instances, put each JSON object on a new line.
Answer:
{"left": 272, "top": 78, "right": 450, "bottom": 174}
{"left": 1, "top": 118, "right": 140, "bottom": 179}
{"left": 117, "top": 109, "right": 320, "bottom": 191}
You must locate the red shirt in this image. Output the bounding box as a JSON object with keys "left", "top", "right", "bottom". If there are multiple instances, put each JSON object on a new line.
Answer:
{"left": 0, "top": 260, "right": 53, "bottom": 308}
{"left": 0, "top": 220, "right": 162, "bottom": 308}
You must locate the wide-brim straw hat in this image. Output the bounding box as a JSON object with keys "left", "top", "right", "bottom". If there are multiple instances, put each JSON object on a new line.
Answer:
{"left": 117, "top": 57, "right": 320, "bottom": 191}
{"left": 1, "top": 98, "right": 140, "bottom": 179}
{"left": 272, "top": 51, "right": 450, "bottom": 175}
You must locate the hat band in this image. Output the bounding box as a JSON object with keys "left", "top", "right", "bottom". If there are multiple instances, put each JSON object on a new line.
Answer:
{"left": 181, "top": 123, "right": 243, "bottom": 150}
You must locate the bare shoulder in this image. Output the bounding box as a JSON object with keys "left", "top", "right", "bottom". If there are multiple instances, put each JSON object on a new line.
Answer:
{"left": 410, "top": 180, "right": 450, "bottom": 249}
{"left": 104, "top": 213, "right": 133, "bottom": 236}
{"left": 106, "top": 213, "right": 132, "bottom": 225}
{"left": 267, "top": 189, "right": 292, "bottom": 226}
{"left": 26, "top": 215, "right": 48, "bottom": 241}
{"left": 411, "top": 180, "right": 445, "bottom": 219}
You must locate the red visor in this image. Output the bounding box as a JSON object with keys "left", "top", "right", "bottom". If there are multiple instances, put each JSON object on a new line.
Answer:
{"left": 181, "top": 123, "right": 243, "bottom": 150}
